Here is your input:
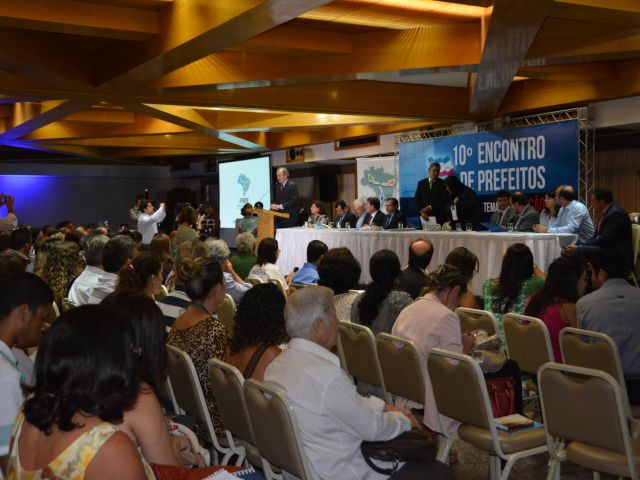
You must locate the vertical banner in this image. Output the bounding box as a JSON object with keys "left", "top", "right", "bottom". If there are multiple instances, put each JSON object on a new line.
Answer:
{"left": 356, "top": 156, "right": 399, "bottom": 202}
{"left": 399, "top": 120, "right": 579, "bottom": 218}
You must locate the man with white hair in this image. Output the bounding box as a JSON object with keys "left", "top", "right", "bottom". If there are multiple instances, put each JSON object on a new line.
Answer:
{"left": 352, "top": 198, "right": 367, "bottom": 229}
{"left": 229, "top": 232, "right": 257, "bottom": 280}
{"left": 265, "top": 286, "right": 449, "bottom": 480}
{"left": 271, "top": 167, "right": 299, "bottom": 228}
{"left": 67, "top": 234, "right": 109, "bottom": 305}
{"left": 204, "top": 238, "right": 251, "bottom": 303}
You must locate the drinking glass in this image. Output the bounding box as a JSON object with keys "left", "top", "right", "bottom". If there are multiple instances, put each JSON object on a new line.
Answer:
{"left": 455, "top": 223, "right": 462, "bottom": 232}
{"left": 507, "top": 222, "right": 514, "bottom": 233}
{"left": 465, "top": 223, "right": 473, "bottom": 232}
{"left": 345, "top": 222, "right": 351, "bottom": 229}
{"left": 398, "top": 223, "right": 404, "bottom": 230}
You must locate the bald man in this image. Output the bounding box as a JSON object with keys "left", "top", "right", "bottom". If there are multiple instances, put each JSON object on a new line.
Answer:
{"left": 397, "top": 239, "right": 434, "bottom": 299}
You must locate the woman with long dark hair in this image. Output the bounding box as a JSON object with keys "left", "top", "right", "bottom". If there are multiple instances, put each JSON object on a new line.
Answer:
{"left": 525, "top": 256, "right": 586, "bottom": 360}
{"left": 247, "top": 237, "right": 289, "bottom": 292}
{"left": 351, "top": 249, "right": 412, "bottom": 334}
{"left": 445, "top": 246, "right": 481, "bottom": 309}
{"left": 482, "top": 243, "right": 545, "bottom": 344}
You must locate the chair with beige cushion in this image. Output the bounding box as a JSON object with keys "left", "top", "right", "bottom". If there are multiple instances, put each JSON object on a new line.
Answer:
{"left": 631, "top": 223, "right": 639, "bottom": 286}
{"left": 560, "top": 327, "right": 640, "bottom": 434}
{"left": 337, "top": 322, "right": 390, "bottom": 402}
{"left": 538, "top": 362, "right": 640, "bottom": 479}
{"left": 244, "top": 276, "right": 264, "bottom": 286}
{"left": 376, "top": 333, "right": 425, "bottom": 406}
{"left": 456, "top": 307, "right": 499, "bottom": 336}
{"left": 243, "top": 378, "right": 314, "bottom": 480}
{"left": 427, "top": 348, "right": 547, "bottom": 479}
{"left": 502, "top": 313, "right": 554, "bottom": 372}
{"left": 215, "top": 294, "right": 236, "bottom": 337}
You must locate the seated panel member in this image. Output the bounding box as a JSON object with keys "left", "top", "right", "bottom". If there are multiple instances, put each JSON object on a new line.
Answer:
{"left": 363, "top": 197, "right": 385, "bottom": 228}
{"left": 490, "top": 190, "right": 517, "bottom": 227}
{"left": 265, "top": 286, "right": 449, "bottom": 480}
{"left": 353, "top": 199, "right": 367, "bottom": 229}
{"left": 382, "top": 197, "right": 406, "bottom": 230}
{"left": 511, "top": 192, "right": 540, "bottom": 232}
{"left": 334, "top": 200, "right": 356, "bottom": 228}
{"left": 534, "top": 186, "right": 595, "bottom": 244}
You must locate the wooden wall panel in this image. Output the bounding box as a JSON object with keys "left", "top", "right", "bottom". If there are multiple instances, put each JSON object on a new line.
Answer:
{"left": 595, "top": 148, "right": 640, "bottom": 214}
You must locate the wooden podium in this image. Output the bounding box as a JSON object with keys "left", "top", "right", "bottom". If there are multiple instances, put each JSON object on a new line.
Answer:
{"left": 253, "top": 209, "right": 290, "bottom": 245}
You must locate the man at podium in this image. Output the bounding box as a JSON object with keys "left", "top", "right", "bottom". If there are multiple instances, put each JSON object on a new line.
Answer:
{"left": 271, "top": 167, "right": 299, "bottom": 228}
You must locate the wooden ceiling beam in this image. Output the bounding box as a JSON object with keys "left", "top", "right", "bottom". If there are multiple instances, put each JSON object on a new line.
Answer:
{"left": 551, "top": 0, "right": 640, "bottom": 27}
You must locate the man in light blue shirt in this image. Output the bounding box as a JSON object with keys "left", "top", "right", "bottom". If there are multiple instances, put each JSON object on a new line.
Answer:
{"left": 534, "top": 186, "right": 595, "bottom": 244}
{"left": 292, "top": 240, "right": 328, "bottom": 285}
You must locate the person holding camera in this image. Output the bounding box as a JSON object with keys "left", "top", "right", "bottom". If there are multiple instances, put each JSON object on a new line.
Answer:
{"left": 137, "top": 200, "right": 166, "bottom": 246}
{"left": 0, "top": 193, "right": 17, "bottom": 232}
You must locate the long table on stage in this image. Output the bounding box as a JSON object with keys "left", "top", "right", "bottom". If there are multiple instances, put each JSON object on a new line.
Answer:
{"left": 275, "top": 228, "right": 577, "bottom": 293}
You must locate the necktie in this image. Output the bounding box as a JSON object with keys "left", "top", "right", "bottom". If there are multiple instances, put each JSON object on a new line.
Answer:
{"left": 385, "top": 213, "right": 392, "bottom": 227}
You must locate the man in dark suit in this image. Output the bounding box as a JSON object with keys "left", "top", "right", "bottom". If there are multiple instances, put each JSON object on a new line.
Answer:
{"left": 334, "top": 200, "right": 356, "bottom": 228}
{"left": 567, "top": 187, "right": 632, "bottom": 266}
{"left": 397, "top": 239, "right": 434, "bottom": 299}
{"left": 414, "top": 161, "right": 449, "bottom": 225}
{"left": 511, "top": 192, "right": 540, "bottom": 232}
{"left": 362, "top": 197, "right": 385, "bottom": 228}
{"left": 271, "top": 167, "right": 299, "bottom": 228}
{"left": 382, "top": 197, "right": 406, "bottom": 229}
{"left": 490, "top": 190, "right": 517, "bottom": 228}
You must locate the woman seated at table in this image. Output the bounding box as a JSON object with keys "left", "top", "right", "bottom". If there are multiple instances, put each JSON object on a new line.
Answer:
{"left": 318, "top": 247, "right": 362, "bottom": 322}
{"left": 444, "top": 246, "right": 481, "bottom": 309}
{"left": 306, "top": 200, "right": 328, "bottom": 226}
{"left": 524, "top": 255, "right": 586, "bottom": 360}
{"left": 482, "top": 243, "right": 545, "bottom": 345}
{"left": 247, "top": 238, "right": 289, "bottom": 292}
{"left": 7, "top": 305, "right": 153, "bottom": 479}
{"left": 351, "top": 249, "right": 413, "bottom": 335}
{"left": 539, "top": 190, "right": 559, "bottom": 228}
{"left": 235, "top": 203, "right": 258, "bottom": 235}
{"left": 225, "top": 283, "right": 288, "bottom": 381}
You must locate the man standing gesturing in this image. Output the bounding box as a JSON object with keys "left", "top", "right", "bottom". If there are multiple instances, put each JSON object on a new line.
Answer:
{"left": 271, "top": 167, "right": 299, "bottom": 228}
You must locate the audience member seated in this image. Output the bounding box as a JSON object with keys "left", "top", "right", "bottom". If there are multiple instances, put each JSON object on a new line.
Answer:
{"left": 167, "top": 258, "right": 229, "bottom": 439}
{"left": 393, "top": 265, "right": 522, "bottom": 436}
{"left": 225, "top": 283, "right": 288, "bottom": 381}
{"left": 292, "top": 240, "right": 328, "bottom": 285}
{"left": 534, "top": 185, "right": 595, "bottom": 244}
{"left": 150, "top": 233, "right": 174, "bottom": 281}
{"left": 204, "top": 238, "right": 251, "bottom": 304}
{"left": 362, "top": 197, "right": 385, "bottom": 228}
{"left": 164, "top": 238, "right": 207, "bottom": 292}
{"left": 33, "top": 236, "right": 59, "bottom": 277}
{"left": 539, "top": 190, "right": 559, "bottom": 228}
{"left": 101, "top": 291, "right": 182, "bottom": 466}
{"left": 352, "top": 198, "right": 367, "bottom": 229}
{"left": 490, "top": 190, "right": 517, "bottom": 228}
{"left": 7, "top": 227, "right": 32, "bottom": 271}
{"left": 445, "top": 247, "right": 481, "bottom": 309}
{"left": 630, "top": 212, "right": 640, "bottom": 224}
{"left": 482, "top": 243, "right": 545, "bottom": 345}
{"left": 382, "top": 197, "right": 406, "bottom": 230}
{"left": 0, "top": 253, "right": 25, "bottom": 278}
{"left": 247, "top": 238, "right": 289, "bottom": 292}
{"left": 175, "top": 206, "right": 199, "bottom": 246}
{"left": 351, "top": 249, "right": 413, "bottom": 335}
{"left": 334, "top": 200, "right": 356, "bottom": 228}
{"left": 68, "top": 234, "right": 109, "bottom": 305}
{"left": 229, "top": 232, "right": 257, "bottom": 280}
{"left": 88, "top": 235, "right": 135, "bottom": 304}
{"left": 317, "top": 247, "right": 362, "bottom": 323}
{"left": 306, "top": 200, "right": 328, "bottom": 226}
{"left": 510, "top": 192, "right": 540, "bottom": 232}
{"left": 38, "top": 240, "right": 81, "bottom": 311}
{"left": 0, "top": 194, "right": 17, "bottom": 232}
{"left": 577, "top": 249, "right": 640, "bottom": 405}
{"left": 0, "top": 273, "right": 53, "bottom": 430}
{"left": 235, "top": 203, "right": 257, "bottom": 235}
{"left": 397, "top": 239, "right": 434, "bottom": 299}
{"left": 566, "top": 187, "right": 633, "bottom": 266}
{"left": 117, "top": 252, "right": 164, "bottom": 300}
{"left": 265, "top": 286, "right": 448, "bottom": 480}
{"left": 444, "top": 175, "right": 481, "bottom": 229}
{"left": 7, "top": 305, "right": 153, "bottom": 479}
{"left": 524, "top": 256, "right": 586, "bottom": 361}
{"left": 157, "top": 254, "right": 191, "bottom": 328}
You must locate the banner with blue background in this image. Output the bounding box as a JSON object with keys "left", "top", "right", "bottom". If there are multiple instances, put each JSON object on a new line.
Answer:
{"left": 399, "top": 120, "right": 579, "bottom": 218}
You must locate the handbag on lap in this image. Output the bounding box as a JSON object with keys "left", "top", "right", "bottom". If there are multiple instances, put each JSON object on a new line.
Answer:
{"left": 360, "top": 428, "right": 438, "bottom": 476}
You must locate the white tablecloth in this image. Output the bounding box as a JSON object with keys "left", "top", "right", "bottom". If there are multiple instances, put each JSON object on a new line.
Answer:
{"left": 275, "top": 228, "right": 577, "bottom": 293}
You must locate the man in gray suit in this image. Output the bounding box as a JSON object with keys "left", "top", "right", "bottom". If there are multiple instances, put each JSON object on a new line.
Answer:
{"left": 511, "top": 192, "right": 539, "bottom": 232}
{"left": 490, "top": 189, "right": 517, "bottom": 227}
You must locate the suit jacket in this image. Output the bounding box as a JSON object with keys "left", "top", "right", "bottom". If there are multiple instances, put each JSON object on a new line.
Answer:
{"left": 382, "top": 210, "right": 406, "bottom": 229}
{"left": 585, "top": 203, "right": 632, "bottom": 264}
{"left": 414, "top": 177, "right": 449, "bottom": 224}
{"left": 363, "top": 210, "right": 385, "bottom": 227}
{"left": 448, "top": 185, "right": 481, "bottom": 226}
{"left": 335, "top": 211, "right": 357, "bottom": 228}
{"left": 490, "top": 207, "right": 517, "bottom": 227}
{"left": 397, "top": 266, "right": 429, "bottom": 299}
{"left": 513, "top": 204, "right": 540, "bottom": 232}
{"left": 272, "top": 180, "right": 299, "bottom": 227}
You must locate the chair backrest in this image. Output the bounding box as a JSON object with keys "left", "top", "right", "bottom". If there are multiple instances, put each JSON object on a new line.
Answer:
{"left": 268, "top": 278, "right": 286, "bottom": 297}
{"left": 165, "top": 345, "right": 217, "bottom": 443}
{"left": 245, "top": 276, "right": 264, "bottom": 286}
{"left": 632, "top": 223, "right": 640, "bottom": 266}
{"left": 215, "top": 294, "right": 236, "bottom": 337}
{"left": 455, "top": 307, "right": 499, "bottom": 336}
{"left": 538, "top": 363, "right": 638, "bottom": 478}
{"left": 502, "top": 313, "right": 554, "bottom": 374}
{"left": 157, "top": 375, "right": 180, "bottom": 414}
{"left": 337, "top": 322, "right": 387, "bottom": 393}
{"left": 243, "top": 379, "right": 314, "bottom": 480}
{"left": 426, "top": 348, "right": 493, "bottom": 431}
{"left": 376, "top": 333, "right": 425, "bottom": 404}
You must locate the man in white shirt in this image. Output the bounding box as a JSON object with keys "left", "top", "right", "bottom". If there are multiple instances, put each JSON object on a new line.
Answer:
{"left": 137, "top": 200, "right": 166, "bottom": 245}
{"left": 87, "top": 235, "right": 135, "bottom": 304}
{"left": 265, "top": 286, "right": 449, "bottom": 480}
{"left": 0, "top": 272, "right": 53, "bottom": 428}
{"left": 0, "top": 194, "right": 17, "bottom": 232}
{"left": 67, "top": 234, "right": 109, "bottom": 305}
